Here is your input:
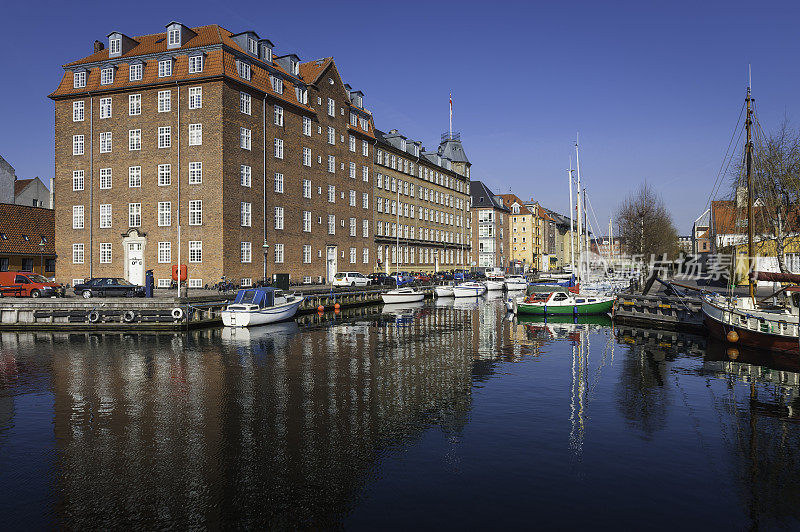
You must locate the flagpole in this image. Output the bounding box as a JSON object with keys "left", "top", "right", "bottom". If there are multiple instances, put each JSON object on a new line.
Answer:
{"left": 449, "top": 92, "right": 453, "bottom": 136}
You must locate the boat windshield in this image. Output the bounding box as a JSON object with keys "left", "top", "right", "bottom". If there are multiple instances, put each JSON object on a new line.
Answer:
{"left": 233, "top": 289, "right": 275, "bottom": 307}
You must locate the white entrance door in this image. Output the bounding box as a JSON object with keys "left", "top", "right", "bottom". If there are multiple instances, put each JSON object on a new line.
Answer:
{"left": 128, "top": 242, "right": 144, "bottom": 285}
{"left": 327, "top": 246, "right": 337, "bottom": 283}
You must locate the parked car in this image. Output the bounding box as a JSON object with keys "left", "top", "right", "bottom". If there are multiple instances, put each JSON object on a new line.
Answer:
{"left": 413, "top": 272, "right": 431, "bottom": 283}
{"left": 390, "top": 271, "right": 413, "bottom": 286}
{"left": 73, "top": 278, "right": 146, "bottom": 298}
{"left": 332, "top": 272, "right": 371, "bottom": 287}
{"left": 453, "top": 269, "right": 469, "bottom": 281}
{"left": 433, "top": 272, "right": 454, "bottom": 282}
{"left": 368, "top": 273, "right": 396, "bottom": 286}
{"left": 0, "top": 271, "right": 64, "bottom": 298}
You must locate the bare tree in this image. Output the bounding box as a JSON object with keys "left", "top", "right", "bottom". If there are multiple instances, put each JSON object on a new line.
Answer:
{"left": 615, "top": 182, "right": 679, "bottom": 258}
{"left": 731, "top": 117, "right": 800, "bottom": 273}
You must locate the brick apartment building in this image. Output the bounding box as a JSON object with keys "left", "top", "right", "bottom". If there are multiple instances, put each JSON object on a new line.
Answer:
{"left": 373, "top": 129, "right": 471, "bottom": 274}
{"left": 50, "top": 22, "right": 374, "bottom": 288}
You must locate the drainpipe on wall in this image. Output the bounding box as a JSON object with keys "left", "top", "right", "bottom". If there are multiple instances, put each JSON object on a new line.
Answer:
{"left": 176, "top": 83, "right": 181, "bottom": 298}
{"left": 89, "top": 93, "right": 94, "bottom": 279}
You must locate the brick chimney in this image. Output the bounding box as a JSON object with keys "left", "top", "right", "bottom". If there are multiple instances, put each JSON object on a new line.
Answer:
{"left": 94, "top": 40, "right": 104, "bottom": 53}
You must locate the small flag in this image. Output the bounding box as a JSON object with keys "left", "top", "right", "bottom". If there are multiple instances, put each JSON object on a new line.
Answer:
{"left": 449, "top": 92, "right": 453, "bottom": 134}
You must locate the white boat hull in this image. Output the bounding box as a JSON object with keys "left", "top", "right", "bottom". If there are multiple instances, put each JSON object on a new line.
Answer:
{"left": 453, "top": 284, "right": 487, "bottom": 297}
{"left": 484, "top": 280, "right": 504, "bottom": 291}
{"left": 504, "top": 280, "right": 527, "bottom": 291}
{"left": 434, "top": 286, "right": 455, "bottom": 297}
{"left": 222, "top": 298, "right": 304, "bottom": 327}
{"left": 381, "top": 290, "right": 425, "bottom": 304}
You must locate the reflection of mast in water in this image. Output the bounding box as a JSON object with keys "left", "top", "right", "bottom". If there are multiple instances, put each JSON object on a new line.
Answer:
{"left": 569, "top": 326, "right": 587, "bottom": 457}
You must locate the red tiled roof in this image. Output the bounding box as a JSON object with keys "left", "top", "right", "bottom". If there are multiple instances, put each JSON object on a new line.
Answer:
{"left": 14, "top": 179, "right": 33, "bottom": 196}
{"left": 0, "top": 204, "right": 55, "bottom": 255}
{"left": 299, "top": 57, "right": 332, "bottom": 85}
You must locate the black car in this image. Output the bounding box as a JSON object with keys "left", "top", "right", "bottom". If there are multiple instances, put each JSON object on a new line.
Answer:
{"left": 367, "top": 272, "right": 396, "bottom": 286}
{"left": 73, "top": 278, "right": 145, "bottom": 298}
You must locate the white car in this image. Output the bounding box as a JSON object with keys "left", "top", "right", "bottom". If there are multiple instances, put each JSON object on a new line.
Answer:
{"left": 332, "top": 272, "right": 370, "bottom": 287}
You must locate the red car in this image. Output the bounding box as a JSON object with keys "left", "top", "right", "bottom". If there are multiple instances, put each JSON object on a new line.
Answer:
{"left": 413, "top": 273, "right": 431, "bottom": 283}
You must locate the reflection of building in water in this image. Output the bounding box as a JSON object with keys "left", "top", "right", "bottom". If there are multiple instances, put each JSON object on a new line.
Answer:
{"left": 43, "top": 305, "right": 483, "bottom": 528}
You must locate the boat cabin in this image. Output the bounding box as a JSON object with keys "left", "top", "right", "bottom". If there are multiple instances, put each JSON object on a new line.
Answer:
{"left": 230, "top": 287, "right": 288, "bottom": 309}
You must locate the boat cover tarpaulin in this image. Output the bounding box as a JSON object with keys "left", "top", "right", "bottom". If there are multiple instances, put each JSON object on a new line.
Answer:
{"left": 750, "top": 271, "right": 800, "bottom": 284}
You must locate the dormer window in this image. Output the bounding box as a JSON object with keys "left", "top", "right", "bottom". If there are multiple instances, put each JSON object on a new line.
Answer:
{"left": 263, "top": 47, "right": 273, "bottom": 63}
{"left": 158, "top": 59, "right": 172, "bottom": 77}
{"left": 129, "top": 62, "right": 143, "bottom": 81}
{"left": 73, "top": 71, "right": 86, "bottom": 88}
{"left": 400, "top": 139, "right": 407, "bottom": 151}
{"left": 236, "top": 60, "right": 251, "bottom": 81}
{"left": 188, "top": 54, "right": 203, "bottom": 74}
{"left": 295, "top": 87, "right": 307, "bottom": 104}
{"left": 109, "top": 37, "right": 121, "bottom": 55}
{"left": 248, "top": 38, "right": 257, "bottom": 55}
{"left": 270, "top": 76, "right": 283, "bottom": 94}
{"left": 291, "top": 60, "right": 299, "bottom": 75}
{"left": 167, "top": 28, "right": 181, "bottom": 47}
{"left": 100, "top": 67, "right": 114, "bottom": 85}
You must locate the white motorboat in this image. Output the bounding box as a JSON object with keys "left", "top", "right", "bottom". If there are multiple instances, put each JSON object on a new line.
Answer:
{"left": 381, "top": 286, "right": 425, "bottom": 304}
{"left": 504, "top": 275, "right": 528, "bottom": 291}
{"left": 222, "top": 287, "right": 304, "bottom": 327}
{"left": 484, "top": 279, "right": 504, "bottom": 291}
{"left": 453, "top": 281, "right": 487, "bottom": 298}
{"left": 434, "top": 285, "right": 455, "bottom": 297}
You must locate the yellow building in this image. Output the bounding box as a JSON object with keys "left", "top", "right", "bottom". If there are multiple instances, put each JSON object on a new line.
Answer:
{"left": 499, "top": 194, "right": 541, "bottom": 271}
{"left": 732, "top": 237, "right": 800, "bottom": 284}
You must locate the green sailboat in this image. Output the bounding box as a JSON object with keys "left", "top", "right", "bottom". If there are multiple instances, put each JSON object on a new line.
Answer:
{"left": 511, "top": 289, "right": 614, "bottom": 316}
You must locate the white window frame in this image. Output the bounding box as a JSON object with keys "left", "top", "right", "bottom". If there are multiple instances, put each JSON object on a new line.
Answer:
{"left": 129, "top": 63, "right": 143, "bottom": 81}
{"left": 158, "top": 90, "right": 171, "bottom": 113}
{"left": 99, "top": 243, "right": 112, "bottom": 264}
{"left": 99, "top": 204, "right": 112, "bottom": 228}
{"left": 128, "top": 203, "right": 141, "bottom": 227}
{"left": 189, "top": 162, "right": 202, "bottom": 184}
{"left": 303, "top": 147, "right": 311, "bottom": 167}
{"left": 241, "top": 202, "right": 252, "bottom": 227}
{"left": 128, "top": 166, "right": 141, "bottom": 188}
{"left": 72, "top": 101, "right": 84, "bottom": 122}
{"left": 240, "top": 128, "right": 251, "bottom": 150}
{"left": 274, "top": 138, "right": 283, "bottom": 159}
{"left": 158, "top": 201, "right": 172, "bottom": 226}
{"left": 72, "top": 243, "right": 84, "bottom": 264}
{"left": 73, "top": 71, "right": 86, "bottom": 88}
{"left": 189, "top": 200, "right": 202, "bottom": 226}
{"left": 274, "top": 243, "right": 284, "bottom": 264}
{"left": 99, "top": 97, "right": 112, "bottom": 119}
{"left": 273, "top": 206, "right": 283, "bottom": 230}
{"left": 188, "top": 87, "right": 202, "bottom": 109}
{"left": 188, "top": 123, "right": 202, "bottom": 146}
{"left": 72, "top": 170, "right": 84, "bottom": 191}
{"left": 303, "top": 179, "right": 311, "bottom": 199}
{"left": 158, "top": 242, "right": 171, "bottom": 264}
{"left": 303, "top": 211, "right": 311, "bottom": 232}
{"left": 158, "top": 59, "right": 173, "bottom": 78}
{"left": 274, "top": 105, "right": 283, "bottom": 126}
{"left": 100, "top": 67, "right": 114, "bottom": 85}
{"left": 158, "top": 164, "right": 171, "bottom": 186}
{"left": 73, "top": 135, "right": 84, "bottom": 155}
{"left": 188, "top": 55, "right": 203, "bottom": 74}
{"left": 99, "top": 168, "right": 112, "bottom": 189}
{"left": 189, "top": 241, "right": 202, "bottom": 263}
{"left": 240, "top": 165, "right": 251, "bottom": 187}
{"left": 72, "top": 205, "right": 84, "bottom": 229}
{"left": 240, "top": 92, "right": 251, "bottom": 115}
{"left": 128, "top": 129, "right": 141, "bottom": 151}
{"left": 241, "top": 242, "right": 252, "bottom": 263}
{"left": 302, "top": 116, "right": 312, "bottom": 136}
{"left": 274, "top": 173, "right": 284, "bottom": 193}
{"left": 158, "top": 126, "right": 171, "bottom": 148}
{"left": 129, "top": 94, "right": 141, "bottom": 115}
{"left": 99, "top": 132, "right": 112, "bottom": 153}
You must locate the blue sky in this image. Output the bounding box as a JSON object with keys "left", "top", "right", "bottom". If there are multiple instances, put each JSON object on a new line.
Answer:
{"left": 1, "top": 0, "right": 798, "bottom": 233}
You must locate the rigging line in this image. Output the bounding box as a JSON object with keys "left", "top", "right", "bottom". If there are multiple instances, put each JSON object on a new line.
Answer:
{"left": 704, "top": 100, "right": 746, "bottom": 214}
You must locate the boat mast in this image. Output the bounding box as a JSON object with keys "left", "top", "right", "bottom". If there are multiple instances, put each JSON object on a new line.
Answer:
{"left": 568, "top": 162, "right": 575, "bottom": 275}
{"left": 746, "top": 83, "right": 755, "bottom": 300}
{"left": 583, "top": 188, "right": 589, "bottom": 279}
{"left": 575, "top": 136, "right": 583, "bottom": 284}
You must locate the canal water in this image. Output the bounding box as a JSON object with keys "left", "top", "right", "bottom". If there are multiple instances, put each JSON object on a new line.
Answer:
{"left": 1, "top": 293, "right": 799, "bottom": 529}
